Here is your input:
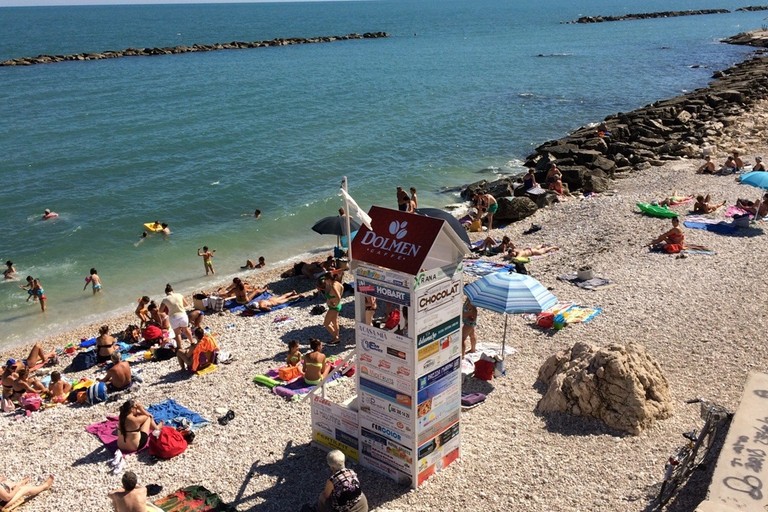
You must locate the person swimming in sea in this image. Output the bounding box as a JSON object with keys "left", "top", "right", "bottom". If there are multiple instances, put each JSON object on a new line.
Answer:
{"left": 42, "top": 208, "right": 58, "bottom": 220}
{"left": 3, "top": 261, "right": 16, "bottom": 280}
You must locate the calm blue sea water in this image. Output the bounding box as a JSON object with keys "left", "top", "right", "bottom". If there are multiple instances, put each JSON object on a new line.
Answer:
{"left": 0, "top": 0, "right": 760, "bottom": 346}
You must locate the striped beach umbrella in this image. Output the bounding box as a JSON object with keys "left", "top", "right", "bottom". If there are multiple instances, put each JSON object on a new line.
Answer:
{"left": 464, "top": 271, "right": 557, "bottom": 358}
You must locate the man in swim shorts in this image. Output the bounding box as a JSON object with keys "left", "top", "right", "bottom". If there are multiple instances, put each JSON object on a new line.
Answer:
{"left": 197, "top": 246, "right": 216, "bottom": 276}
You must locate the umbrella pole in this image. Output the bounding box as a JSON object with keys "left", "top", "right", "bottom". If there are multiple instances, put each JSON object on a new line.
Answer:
{"left": 501, "top": 314, "right": 508, "bottom": 358}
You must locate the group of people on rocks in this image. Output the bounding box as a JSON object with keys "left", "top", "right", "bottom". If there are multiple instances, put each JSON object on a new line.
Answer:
{"left": 696, "top": 150, "right": 766, "bottom": 175}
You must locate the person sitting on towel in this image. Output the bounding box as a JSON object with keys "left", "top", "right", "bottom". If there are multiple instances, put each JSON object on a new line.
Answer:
{"left": 693, "top": 194, "right": 726, "bottom": 214}
{"left": 647, "top": 217, "right": 685, "bottom": 252}
{"left": 109, "top": 471, "right": 156, "bottom": 512}
{"left": 736, "top": 193, "right": 768, "bottom": 217}
{"left": 117, "top": 399, "right": 160, "bottom": 453}
{"left": 477, "top": 235, "right": 512, "bottom": 255}
{"left": 302, "top": 338, "right": 331, "bottom": 386}
{"left": 99, "top": 352, "right": 132, "bottom": 392}
{"left": 48, "top": 371, "right": 72, "bottom": 403}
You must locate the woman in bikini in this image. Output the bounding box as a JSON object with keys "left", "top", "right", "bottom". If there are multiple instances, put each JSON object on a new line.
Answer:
{"left": 0, "top": 474, "right": 54, "bottom": 511}
{"left": 320, "top": 273, "right": 344, "bottom": 345}
{"left": 505, "top": 244, "right": 560, "bottom": 259}
{"left": 96, "top": 325, "right": 118, "bottom": 364}
{"left": 234, "top": 280, "right": 267, "bottom": 305}
{"left": 302, "top": 338, "right": 331, "bottom": 386}
{"left": 1, "top": 362, "right": 19, "bottom": 405}
{"left": 254, "top": 290, "right": 301, "bottom": 312}
{"left": 648, "top": 217, "right": 685, "bottom": 251}
{"left": 462, "top": 298, "right": 478, "bottom": 356}
{"left": 117, "top": 399, "right": 160, "bottom": 453}
{"left": 13, "top": 367, "right": 46, "bottom": 397}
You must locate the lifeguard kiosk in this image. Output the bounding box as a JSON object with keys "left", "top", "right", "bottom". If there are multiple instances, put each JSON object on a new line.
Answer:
{"left": 311, "top": 205, "right": 467, "bottom": 488}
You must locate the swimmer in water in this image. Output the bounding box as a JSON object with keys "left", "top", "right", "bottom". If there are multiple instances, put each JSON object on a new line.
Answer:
{"left": 3, "top": 261, "right": 16, "bottom": 280}
{"left": 134, "top": 231, "right": 148, "bottom": 247}
{"left": 83, "top": 268, "right": 102, "bottom": 294}
{"left": 42, "top": 209, "right": 58, "bottom": 220}
{"left": 161, "top": 223, "right": 170, "bottom": 236}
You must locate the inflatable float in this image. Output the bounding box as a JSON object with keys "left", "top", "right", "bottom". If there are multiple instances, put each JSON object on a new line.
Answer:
{"left": 636, "top": 202, "right": 679, "bottom": 218}
{"left": 143, "top": 222, "right": 164, "bottom": 233}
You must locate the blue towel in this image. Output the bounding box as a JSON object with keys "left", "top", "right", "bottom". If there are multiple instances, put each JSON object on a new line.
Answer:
{"left": 79, "top": 337, "right": 97, "bottom": 348}
{"left": 147, "top": 399, "right": 209, "bottom": 429}
{"left": 224, "top": 291, "right": 271, "bottom": 314}
{"left": 683, "top": 220, "right": 738, "bottom": 234}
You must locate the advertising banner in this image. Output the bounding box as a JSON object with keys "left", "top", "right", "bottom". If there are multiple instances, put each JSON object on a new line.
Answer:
{"left": 356, "top": 278, "right": 411, "bottom": 307}
{"left": 359, "top": 377, "right": 413, "bottom": 409}
{"left": 359, "top": 391, "right": 413, "bottom": 433}
{"left": 356, "top": 264, "right": 411, "bottom": 289}
{"left": 311, "top": 395, "right": 360, "bottom": 461}
{"left": 361, "top": 427, "right": 414, "bottom": 474}
{"left": 359, "top": 362, "right": 414, "bottom": 394}
{"left": 416, "top": 332, "right": 460, "bottom": 375}
{"left": 415, "top": 276, "right": 462, "bottom": 314}
{"left": 417, "top": 422, "right": 461, "bottom": 485}
{"left": 415, "top": 316, "right": 460, "bottom": 349}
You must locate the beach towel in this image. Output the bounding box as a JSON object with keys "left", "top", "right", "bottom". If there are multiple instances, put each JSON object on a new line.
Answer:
{"left": 147, "top": 399, "right": 209, "bottom": 429}
{"left": 79, "top": 337, "right": 97, "bottom": 348}
{"left": 85, "top": 417, "right": 120, "bottom": 446}
{"left": 681, "top": 248, "right": 717, "bottom": 256}
{"left": 683, "top": 219, "right": 738, "bottom": 234}
{"left": 254, "top": 358, "right": 350, "bottom": 400}
{"left": 154, "top": 485, "right": 235, "bottom": 512}
{"left": 561, "top": 305, "right": 602, "bottom": 324}
{"left": 557, "top": 272, "right": 615, "bottom": 291}
{"left": 224, "top": 292, "right": 306, "bottom": 316}
{"left": 725, "top": 205, "right": 754, "bottom": 218}
{"left": 463, "top": 259, "right": 514, "bottom": 277}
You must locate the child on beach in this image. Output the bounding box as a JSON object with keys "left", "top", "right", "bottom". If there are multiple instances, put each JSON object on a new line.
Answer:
{"left": 135, "top": 296, "right": 150, "bottom": 326}
{"left": 3, "top": 260, "right": 16, "bottom": 280}
{"left": 83, "top": 268, "right": 102, "bottom": 294}
{"left": 286, "top": 340, "right": 302, "bottom": 367}
{"left": 197, "top": 246, "right": 216, "bottom": 275}
{"left": 25, "top": 277, "right": 46, "bottom": 312}
{"left": 241, "top": 256, "right": 265, "bottom": 270}
{"left": 48, "top": 371, "right": 71, "bottom": 403}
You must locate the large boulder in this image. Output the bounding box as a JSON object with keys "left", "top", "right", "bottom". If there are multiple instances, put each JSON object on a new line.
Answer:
{"left": 495, "top": 196, "right": 537, "bottom": 222}
{"left": 536, "top": 342, "right": 672, "bottom": 435}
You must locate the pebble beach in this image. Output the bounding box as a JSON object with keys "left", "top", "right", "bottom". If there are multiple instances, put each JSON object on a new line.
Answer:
{"left": 3, "top": 82, "right": 768, "bottom": 512}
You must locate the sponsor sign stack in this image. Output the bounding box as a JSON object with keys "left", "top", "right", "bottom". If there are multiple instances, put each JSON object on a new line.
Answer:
{"left": 351, "top": 206, "right": 467, "bottom": 488}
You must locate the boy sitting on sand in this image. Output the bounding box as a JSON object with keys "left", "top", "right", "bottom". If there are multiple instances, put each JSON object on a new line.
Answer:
{"left": 48, "top": 371, "right": 72, "bottom": 403}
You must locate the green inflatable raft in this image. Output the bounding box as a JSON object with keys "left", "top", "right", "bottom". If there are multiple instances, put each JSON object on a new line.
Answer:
{"left": 636, "top": 202, "right": 679, "bottom": 218}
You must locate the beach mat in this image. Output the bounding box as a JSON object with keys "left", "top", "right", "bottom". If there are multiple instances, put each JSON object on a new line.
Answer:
{"left": 681, "top": 248, "right": 717, "bottom": 256}
{"left": 253, "top": 358, "right": 350, "bottom": 400}
{"left": 561, "top": 305, "right": 602, "bottom": 324}
{"left": 463, "top": 259, "right": 513, "bottom": 277}
{"left": 154, "top": 485, "right": 235, "bottom": 512}
{"left": 557, "top": 272, "right": 616, "bottom": 291}
{"left": 224, "top": 292, "right": 307, "bottom": 316}
{"left": 725, "top": 205, "right": 754, "bottom": 218}
{"left": 683, "top": 218, "right": 738, "bottom": 234}
{"left": 147, "top": 399, "right": 209, "bottom": 429}
{"left": 85, "top": 417, "right": 120, "bottom": 446}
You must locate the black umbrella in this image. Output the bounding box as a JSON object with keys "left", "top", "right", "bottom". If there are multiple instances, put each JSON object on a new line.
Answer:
{"left": 414, "top": 208, "right": 471, "bottom": 247}
{"left": 311, "top": 215, "right": 361, "bottom": 237}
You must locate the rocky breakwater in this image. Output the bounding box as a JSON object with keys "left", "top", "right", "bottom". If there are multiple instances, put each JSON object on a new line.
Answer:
{"left": 0, "top": 32, "right": 389, "bottom": 67}
{"left": 568, "top": 9, "right": 729, "bottom": 24}
{"left": 461, "top": 51, "right": 768, "bottom": 224}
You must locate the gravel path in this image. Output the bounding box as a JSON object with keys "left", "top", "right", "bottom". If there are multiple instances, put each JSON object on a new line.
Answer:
{"left": 1, "top": 106, "right": 767, "bottom": 512}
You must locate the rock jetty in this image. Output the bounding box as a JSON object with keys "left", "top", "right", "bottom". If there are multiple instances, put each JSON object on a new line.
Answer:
{"left": 462, "top": 35, "right": 768, "bottom": 224}
{"left": 0, "top": 32, "right": 388, "bottom": 67}
{"left": 568, "top": 9, "right": 729, "bottom": 24}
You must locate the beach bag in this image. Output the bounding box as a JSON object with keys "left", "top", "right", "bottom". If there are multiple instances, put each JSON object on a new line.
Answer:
{"left": 207, "top": 296, "right": 225, "bottom": 313}
{"left": 536, "top": 312, "right": 554, "bottom": 329}
{"left": 664, "top": 243, "right": 683, "bottom": 254}
{"left": 86, "top": 382, "right": 108, "bottom": 404}
{"left": 473, "top": 359, "right": 495, "bottom": 381}
{"left": 278, "top": 366, "right": 302, "bottom": 381}
{"left": 192, "top": 293, "right": 208, "bottom": 311}
{"left": 469, "top": 219, "right": 482, "bottom": 232}
{"left": 154, "top": 347, "right": 176, "bottom": 361}
{"left": 461, "top": 392, "right": 487, "bottom": 408}
{"left": 310, "top": 305, "right": 326, "bottom": 315}
{"left": 71, "top": 350, "right": 99, "bottom": 372}
{"left": 142, "top": 324, "right": 163, "bottom": 343}
{"left": 21, "top": 393, "right": 42, "bottom": 412}
{"left": 149, "top": 426, "right": 188, "bottom": 459}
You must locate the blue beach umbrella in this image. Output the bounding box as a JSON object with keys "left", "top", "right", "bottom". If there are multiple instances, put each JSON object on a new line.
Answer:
{"left": 464, "top": 271, "right": 557, "bottom": 358}
{"left": 739, "top": 171, "right": 768, "bottom": 221}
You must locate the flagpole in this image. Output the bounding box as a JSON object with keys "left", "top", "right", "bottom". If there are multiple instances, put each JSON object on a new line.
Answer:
{"left": 341, "top": 176, "right": 354, "bottom": 263}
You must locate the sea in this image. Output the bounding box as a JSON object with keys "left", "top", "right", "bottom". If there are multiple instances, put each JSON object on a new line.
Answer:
{"left": 0, "top": 0, "right": 761, "bottom": 348}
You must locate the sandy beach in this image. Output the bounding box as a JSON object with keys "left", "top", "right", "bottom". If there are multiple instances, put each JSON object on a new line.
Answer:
{"left": 3, "top": 92, "right": 768, "bottom": 512}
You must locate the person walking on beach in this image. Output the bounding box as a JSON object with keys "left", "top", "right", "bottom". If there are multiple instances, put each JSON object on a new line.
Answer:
{"left": 396, "top": 186, "right": 409, "bottom": 211}
{"left": 83, "top": 268, "right": 102, "bottom": 294}
{"left": 319, "top": 273, "right": 344, "bottom": 345}
{"left": 161, "top": 284, "right": 193, "bottom": 347}
{"left": 197, "top": 246, "right": 216, "bottom": 275}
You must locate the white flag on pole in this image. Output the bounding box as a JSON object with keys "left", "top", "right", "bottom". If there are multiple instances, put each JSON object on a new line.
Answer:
{"left": 339, "top": 187, "right": 373, "bottom": 230}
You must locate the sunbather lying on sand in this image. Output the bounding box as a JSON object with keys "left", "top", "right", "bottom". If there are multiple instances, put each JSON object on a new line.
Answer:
{"left": 504, "top": 244, "right": 559, "bottom": 259}
{"left": 253, "top": 291, "right": 302, "bottom": 312}
{"left": 280, "top": 261, "right": 325, "bottom": 279}
{"left": 477, "top": 236, "right": 512, "bottom": 255}
{"left": 736, "top": 193, "right": 768, "bottom": 217}
{"left": 0, "top": 474, "right": 54, "bottom": 511}
{"left": 693, "top": 194, "right": 726, "bottom": 214}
